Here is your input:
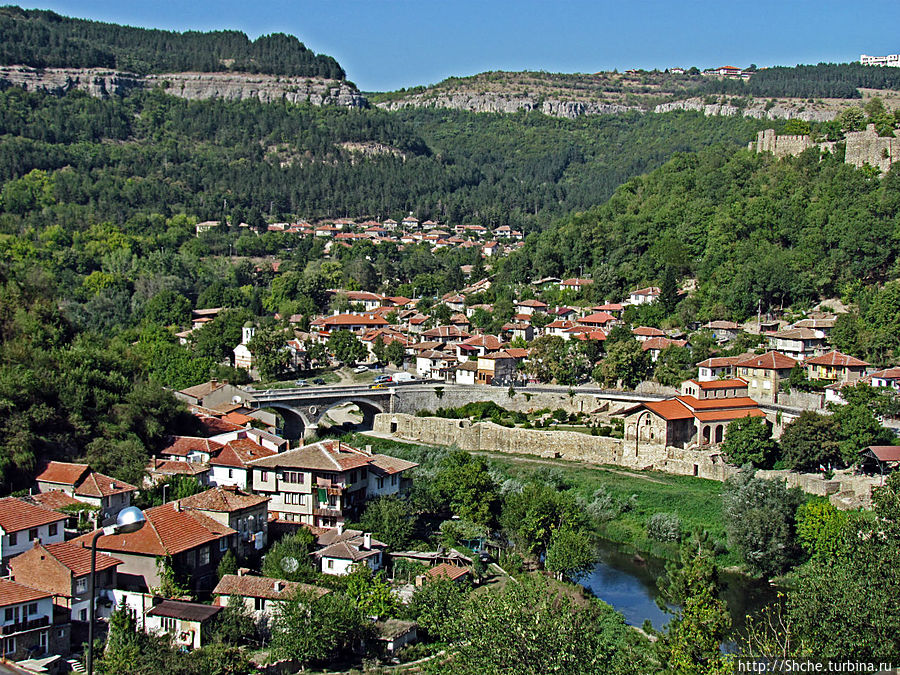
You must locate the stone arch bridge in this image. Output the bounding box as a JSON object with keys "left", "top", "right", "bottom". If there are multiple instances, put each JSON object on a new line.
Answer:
{"left": 247, "top": 384, "right": 436, "bottom": 441}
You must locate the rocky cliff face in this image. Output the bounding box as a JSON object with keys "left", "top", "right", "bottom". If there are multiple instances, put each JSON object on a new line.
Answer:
{"left": 376, "top": 92, "right": 638, "bottom": 118}
{"left": 0, "top": 66, "right": 143, "bottom": 97}
{"left": 378, "top": 90, "right": 842, "bottom": 123}
{"left": 0, "top": 66, "right": 366, "bottom": 107}
{"left": 653, "top": 97, "right": 837, "bottom": 122}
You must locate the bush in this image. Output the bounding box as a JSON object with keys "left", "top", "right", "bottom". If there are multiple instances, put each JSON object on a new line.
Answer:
{"left": 647, "top": 512, "right": 682, "bottom": 542}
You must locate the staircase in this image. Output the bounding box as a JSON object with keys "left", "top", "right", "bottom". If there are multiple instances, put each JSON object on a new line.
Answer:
{"left": 66, "top": 657, "right": 86, "bottom": 673}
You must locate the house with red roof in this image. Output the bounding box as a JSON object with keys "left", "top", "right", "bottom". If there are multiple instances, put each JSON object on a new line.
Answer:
{"left": 768, "top": 327, "right": 828, "bottom": 360}
{"left": 248, "top": 440, "right": 418, "bottom": 529}
{"left": 312, "top": 528, "right": 387, "bottom": 576}
{"left": 208, "top": 438, "right": 277, "bottom": 490}
{"left": 641, "top": 337, "right": 688, "bottom": 361}
{"left": 870, "top": 367, "right": 900, "bottom": 391}
{"left": 0, "top": 577, "right": 68, "bottom": 660}
{"left": 455, "top": 334, "right": 502, "bottom": 360}
{"left": 733, "top": 351, "right": 799, "bottom": 402}
{"left": 0, "top": 498, "right": 67, "bottom": 565}
{"left": 214, "top": 573, "right": 330, "bottom": 619}
{"left": 632, "top": 326, "right": 666, "bottom": 342}
{"left": 74, "top": 501, "right": 237, "bottom": 593}
{"left": 310, "top": 313, "right": 389, "bottom": 335}
{"left": 577, "top": 312, "right": 617, "bottom": 329}
{"left": 34, "top": 462, "right": 138, "bottom": 527}
{"left": 618, "top": 394, "right": 766, "bottom": 448}
{"left": 515, "top": 299, "right": 548, "bottom": 316}
{"left": 178, "top": 486, "right": 269, "bottom": 557}
{"left": 559, "top": 278, "right": 593, "bottom": 292}
{"left": 628, "top": 287, "right": 661, "bottom": 305}
{"left": 695, "top": 354, "right": 755, "bottom": 381}
{"left": 805, "top": 351, "right": 869, "bottom": 382}
{"left": 9, "top": 541, "right": 122, "bottom": 622}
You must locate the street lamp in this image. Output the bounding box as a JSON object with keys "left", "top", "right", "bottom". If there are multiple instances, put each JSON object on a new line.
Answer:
{"left": 86, "top": 506, "right": 146, "bottom": 675}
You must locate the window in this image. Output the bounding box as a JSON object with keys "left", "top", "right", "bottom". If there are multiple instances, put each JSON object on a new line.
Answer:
{"left": 4, "top": 607, "right": 17, "bottom": 623}
{"left": 391, "top": 475, "right": 398, "bottom": 486}
{"left": 219, "top": 538, "right": 228, "bottom": 552}
{"left": 227, "top": 469, "right": 234, "bottom": 479}
{"left": 284, "top": 471, "right": 304, "bottom": 484}
{"left": 199, "top": 546, "right": 210, "bottom": 566}
{"left": 76, "top": 578, "right": 87, "bottom": 594}
{"left": 79, "top": 609, "right": 87, "bottom": 622}
{"left": 376, "top": 477, "right": 385, "bottom": 489}
{"left": 161, "top": 616, "right": 177, "bottom": 633}
{"left": 26, "top": 603, "right": 38, "bottom": 617}
{"left": 254, "top": 597, "right": 266, "bottom": 611}
{"left": 28, "top": 528, "right": 38, "bottom": 541}
{"left": 3, "top": 637, "right": 15, "bottom": 656}
{"left": 48, "top": 523, "right": 58, "bottom": 537}
{"left": 327, "top": 560, "right": 334, "bottom": 569}
{"left": 260, "top": 471, "right": 268, "bottom": 482}
{"left": 8, "top": 532, "right": 17, "bottom": 547}
{"left": 38, "top": 630, "right": 47, "bottom": 649}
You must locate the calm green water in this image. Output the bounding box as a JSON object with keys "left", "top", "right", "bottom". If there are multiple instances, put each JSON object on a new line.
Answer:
{"left": 578, "top": 539, "right": 777, "bottom": 638}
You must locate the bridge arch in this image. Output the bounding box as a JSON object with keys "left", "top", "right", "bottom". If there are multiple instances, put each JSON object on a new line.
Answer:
{"left": 260, "top": 403, "right": 313, "bottom": 441}
{"left": 314, "top": 398, "right": 386, "bottom": 436}
{"left": 259, "top": 397, "right": 386, "bottom": 442}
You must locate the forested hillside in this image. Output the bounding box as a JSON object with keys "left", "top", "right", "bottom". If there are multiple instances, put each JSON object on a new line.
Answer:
{"left": 0, "top": 87, "right": 778, "bottom": 230}
{"left": 0, "top": 5, "right": 345, "bottom": 78}
{"left": 699, "top": 62, "right": 900, "bottom": 99}
{"left": 501, "top": 144, "right": 900, "bottom": 321}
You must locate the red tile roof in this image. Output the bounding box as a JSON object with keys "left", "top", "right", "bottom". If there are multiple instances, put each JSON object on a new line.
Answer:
{"left": 211, "top": 439, "right": 277, "bottom": 468}
{"left": 733, "top": 351, "right": 799, "bottom": 371}
{"left": 692, "top": 409, "right": 766, "bottom": 422}
{"left": 179, "top": 487, "right": 268, "bottom": 513}
{"left": 74, "top": 472, "right": 137, "bottom": 498}
{"left": 214, "top": 574, "right": 330, "bottom": 600}
{"left": 641, "top": 337, "right": 687, "bottom": 351}
{"left": 27, "top": 491, "right": 84, "bottom": 512}
{"left": 675, "top": 395, "right": 760, "bottom": 410}
{"left": 0, "top": 497, "right": 66, "bottom": 533}
{"left": 426, "top": 563, "right": 472, "bottom": 581}
{"left": 871, "top": 367, "right": 900, "bottom": 380}
{"left": 579, "top": 312, "right": 616, "bottom": 325}
{"left": 0, "top": 578, "right": 51, "bottom": 608}
{"left": 805, "top": 350, "right": 869, "bottom": 368}
{"left": 643, "top": 399, "right": 694, "bottom": 420}
{"left": 690, "top": 378, "right": 748, "bottom": 390}
{"left": 35, "top": 461, "right": 90, "bottom": 486}
{"left": 73, "top": 502, "right": 235, "bottom": 557}
{"left": 32, "top": 541, "right": 122, "bottom": 577}
{"left": 632, "top": 326, "right": 665, "bottom": 337}
{"left": 161, "top": 437, "right": 225, "bottom": 457}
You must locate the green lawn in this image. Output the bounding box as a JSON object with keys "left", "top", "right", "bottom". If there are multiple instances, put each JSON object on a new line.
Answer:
{"left": 345, "top": 432, "right": 738, "bottom": 566}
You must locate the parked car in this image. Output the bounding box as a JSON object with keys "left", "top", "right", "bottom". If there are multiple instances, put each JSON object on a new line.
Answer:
{"left": 294, "top": 379, "right": 308, "bottom": 387}
{"left": 312, "top": 377, "right": 326, "bottom": 385}
{"left": 353, "top": 365, "right": 369, "bottom": 373}
{"left": 392, "top": 372, "right": 416, "bottom": 383}
{"left": 374, "top": 375, "right": 393, "bottom": 385}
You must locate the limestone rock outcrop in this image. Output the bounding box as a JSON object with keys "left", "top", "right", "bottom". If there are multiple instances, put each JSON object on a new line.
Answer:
{"left": 0, "top": 66, "right": 366, "bottom": 107}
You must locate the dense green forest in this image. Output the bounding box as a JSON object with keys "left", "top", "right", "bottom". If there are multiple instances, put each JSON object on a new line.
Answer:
{"left": 500, "top": 143, "right": 900, "bottom": 320}
{"left": 0, "top": 86, "right": 778, "bottom": 230}
{"left": 701, "top": 62, "right": 900, "bottom": 99}
{"left": 0, "top": 6, "right": 345, "bottom": 78}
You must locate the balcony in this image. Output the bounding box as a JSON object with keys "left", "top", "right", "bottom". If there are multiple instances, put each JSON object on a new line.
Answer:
{"left": 1, "top": 615, "right": 50, "bottom": 635}
{"left": 312, "top": 507, "right": 343, "bottom": 518}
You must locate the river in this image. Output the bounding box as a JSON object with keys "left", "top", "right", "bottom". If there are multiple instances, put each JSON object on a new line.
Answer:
{"left": 578, "top": 539, "right": 778, "bottom": 639}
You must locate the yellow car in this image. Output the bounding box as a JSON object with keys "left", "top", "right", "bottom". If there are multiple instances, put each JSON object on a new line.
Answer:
{"left": 370, "top": 383, "right": 386, "bottom": 390}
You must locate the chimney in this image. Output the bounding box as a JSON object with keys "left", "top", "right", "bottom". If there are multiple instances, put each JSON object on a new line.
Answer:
{"left": 363, "top": 533, "right": 372, "bottom": 550}
{"left": 336, "top": 524, "right": 344, "bottom": 536}
{"left": 274, "top": 581, "right": 284, "bottom": 592}
{"left": 237, "top": 567, "right": 250, "bottom": 577}
{"left": 364, "top": 445, "right": 372, "bottom": 456}
{"left": 173, "top": 500, "right": 181, "bottom": 512}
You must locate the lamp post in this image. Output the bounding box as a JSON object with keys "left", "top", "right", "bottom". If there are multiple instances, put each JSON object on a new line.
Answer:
{"left": 86, "top": 506, "right": 146, "bottom": 675}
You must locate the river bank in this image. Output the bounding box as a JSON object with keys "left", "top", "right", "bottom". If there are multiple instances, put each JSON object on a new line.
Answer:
{"left": 354, "top": 431, "right": 740, "bottom": 567}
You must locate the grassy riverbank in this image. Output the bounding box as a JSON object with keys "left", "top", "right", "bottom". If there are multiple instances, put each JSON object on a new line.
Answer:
{"left": 346, "top": 432, "right": 739, "bottom": 567}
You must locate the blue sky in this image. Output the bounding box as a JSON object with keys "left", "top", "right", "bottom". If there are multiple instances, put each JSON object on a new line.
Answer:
{"left": 17, "top": 1, "right": 900, "bottom": 91}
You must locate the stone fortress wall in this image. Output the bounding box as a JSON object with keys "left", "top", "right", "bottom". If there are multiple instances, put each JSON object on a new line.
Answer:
{"left": 750, "top": 125, "right": 899, "bottom": 172}
{"left": 373, "top": 412, "right": 878, "bottom": 508}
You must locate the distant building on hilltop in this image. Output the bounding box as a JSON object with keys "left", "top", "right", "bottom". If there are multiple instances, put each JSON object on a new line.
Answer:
{"left": 861, "top": 54, "right": 900, "bottom": 67}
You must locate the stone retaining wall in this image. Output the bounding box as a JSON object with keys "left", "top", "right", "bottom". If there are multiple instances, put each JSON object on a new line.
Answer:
{"left": 374, "top": 413, "right": 876, "bottom": 507}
